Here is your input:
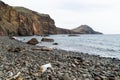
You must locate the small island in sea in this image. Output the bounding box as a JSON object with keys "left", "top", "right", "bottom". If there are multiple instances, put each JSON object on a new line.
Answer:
{"left": 0, "top": 1, "right": 120, "bottom": 80}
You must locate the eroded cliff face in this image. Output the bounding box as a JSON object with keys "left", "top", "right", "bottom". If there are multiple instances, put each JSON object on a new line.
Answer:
{"left": 0, "top": 1, "right": 57, "bottom": 36}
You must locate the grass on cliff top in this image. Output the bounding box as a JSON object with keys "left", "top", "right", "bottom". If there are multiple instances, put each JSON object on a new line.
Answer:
{"left": 14, "top": 6, "right": 32, "bottom": 13}
{"left": 14, "top": 6, "right": 49, "bottom": 17}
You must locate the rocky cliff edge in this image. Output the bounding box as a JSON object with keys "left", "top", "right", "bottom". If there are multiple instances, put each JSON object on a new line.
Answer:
{"left": 0, "top": 1, "right": 57, "bottom": 36}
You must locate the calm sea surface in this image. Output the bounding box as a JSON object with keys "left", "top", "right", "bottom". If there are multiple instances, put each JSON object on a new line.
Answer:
{"left": 16, "top": 34, "right": 120, "bottom": 59}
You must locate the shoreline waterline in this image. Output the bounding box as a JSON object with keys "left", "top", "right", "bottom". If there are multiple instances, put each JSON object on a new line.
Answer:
{"left": 16, "top": 34, "right": 120, "bottom": 59}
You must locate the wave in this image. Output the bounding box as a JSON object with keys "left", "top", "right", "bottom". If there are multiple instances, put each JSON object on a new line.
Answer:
{"left": 78, "top": 42, "right": 119, "bottom": 53}
{"left": 15, "top": 34, "right": 120, "bottom": 59}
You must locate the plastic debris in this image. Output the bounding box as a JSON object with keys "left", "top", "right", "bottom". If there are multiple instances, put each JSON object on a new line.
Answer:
{"left": 7, "top": 71, "right": 14, "bottom": 77}
{"left": 40, "top": 63, "right": 52, "bottom": 73}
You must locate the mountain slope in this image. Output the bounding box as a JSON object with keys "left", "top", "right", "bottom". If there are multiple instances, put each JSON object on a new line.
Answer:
{"left": 72, "top": 25, "right": 102, "bottom": 34}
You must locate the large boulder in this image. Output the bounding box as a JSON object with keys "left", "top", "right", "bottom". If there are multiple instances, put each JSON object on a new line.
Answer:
{"left": 27, "top": 38, "right": 39, "bottom": 45}
{"left": 41, "top": 38, "right": 54, "bottom": 42}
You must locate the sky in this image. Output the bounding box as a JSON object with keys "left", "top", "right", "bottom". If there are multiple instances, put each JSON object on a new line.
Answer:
{"left": 2, "top": 0, "right": 120, "bottom": 34}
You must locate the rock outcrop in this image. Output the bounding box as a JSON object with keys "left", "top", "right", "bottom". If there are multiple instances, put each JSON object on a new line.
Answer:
{"left": 72, "top": 25, "right": 102, "bottom": 34}
{"left": 0, "top": 1, "right": 57, "bottom": 36}
{"left": 27, "top": 38, "right": 39, "bottom": 45}
{"left": 41, "top": 38, "right": 54, "bottom": 42}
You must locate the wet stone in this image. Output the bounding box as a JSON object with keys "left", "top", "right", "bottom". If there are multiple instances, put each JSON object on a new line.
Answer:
{"left": 0, "top": 71, "right": 3, "bottom": 76}
{"left": 71, "top": 63, "right": 76, "bottom": 68}
{"left": 94, "top": 76, "right": 101, "bottom": 80}
{"left": 60, "top": 73, "right": 71, "bottom": 80}
{"left": 100, "top": 76, "right": 107, "bottom": 80}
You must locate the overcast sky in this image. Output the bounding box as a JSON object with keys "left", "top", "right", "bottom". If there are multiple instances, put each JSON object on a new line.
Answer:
{"left": 2, "top": 0, "right": 120, "bottom": 34}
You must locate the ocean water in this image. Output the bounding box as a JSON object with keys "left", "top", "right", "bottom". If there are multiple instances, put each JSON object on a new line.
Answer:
{"left": 16, "top": 34, "right": 120, "bottom": 59}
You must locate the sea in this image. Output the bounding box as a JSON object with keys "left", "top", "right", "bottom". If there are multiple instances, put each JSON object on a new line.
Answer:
{"left": 16, "top": 34, "right": 120, "bottom": 59}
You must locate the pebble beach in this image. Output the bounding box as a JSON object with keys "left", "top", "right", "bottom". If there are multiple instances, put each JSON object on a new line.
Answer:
{"left": 0, "top": 36, "right": 120, "bottom": 80}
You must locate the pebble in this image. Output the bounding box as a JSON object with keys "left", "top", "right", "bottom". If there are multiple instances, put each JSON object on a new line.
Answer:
{"left": 61, "top": 73, "right": 71, "bottom": 80}
{"left": 7, "top": 71, "right": 14, "bottom": 77}
{"left": 0, "top": 36, "right": 120, "bottom": 80}
{"left": 71, "top": 63, "right": 76, "bottom": 68}
{"left": 94, "top": 76, "right": 101, "bottom": 80}
{"left": 0, "top": 71, "right": 3, "bottom": 76}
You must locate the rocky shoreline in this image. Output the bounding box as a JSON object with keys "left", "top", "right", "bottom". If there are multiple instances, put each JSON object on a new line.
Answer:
{"left": 0, "top": 36, "right": 120, "bottom": 80}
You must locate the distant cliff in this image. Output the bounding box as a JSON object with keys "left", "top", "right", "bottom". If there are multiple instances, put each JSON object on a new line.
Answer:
{"left": 72, "top": 25, "right": 102, "bottom": 34}
{"left": 0, "top": 1, "right": 57, "bottom": 36}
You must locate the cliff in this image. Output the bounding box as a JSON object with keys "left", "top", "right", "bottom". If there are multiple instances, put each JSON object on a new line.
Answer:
{"left": 0, "top": 1, "right": 103, "bottom": 36}
{"left": 0, "top": 1, "right": 57, "bottom": 36}
{"left": 72, "top": 25, "right": 102, "bottom": 34}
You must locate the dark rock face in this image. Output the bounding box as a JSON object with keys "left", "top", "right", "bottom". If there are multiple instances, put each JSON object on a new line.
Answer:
{"left": 0, "top": 17, "right": 2, "bottom": 21}
{"left": 41, "top": 38, "right": 54, "bottom": 42}
{"left": 0, "top": 1, "right": 57, "bottom": 36}
{"left": 72, "top": 25, "right": 102, "bottom": 34}
{"left": 53, "top": 43, "right": 58, "bottom": 45}
{"left": 27, "top": 38, "right": 39, "bottom": 45}
{"left": 68, "top": 34, "right": 79, "bottom": 36}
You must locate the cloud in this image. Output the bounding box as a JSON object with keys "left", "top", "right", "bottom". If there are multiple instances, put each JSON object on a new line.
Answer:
{"left": 58, "top": 1, "right": 112, "bottom": 12}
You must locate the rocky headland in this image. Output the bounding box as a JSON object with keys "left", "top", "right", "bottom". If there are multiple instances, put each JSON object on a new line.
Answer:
{"left": 72, "top": 25, "right": 102, "bottom": 34}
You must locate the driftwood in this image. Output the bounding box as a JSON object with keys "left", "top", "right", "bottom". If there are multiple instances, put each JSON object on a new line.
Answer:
{"left": 6, "top": 72, "right": 21, "bottom": 80}
{"left": 31, "top": 46, "right": 52, "bottom": 51}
